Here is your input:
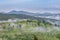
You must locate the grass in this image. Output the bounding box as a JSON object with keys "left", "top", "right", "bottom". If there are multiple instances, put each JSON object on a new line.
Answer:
{"left": 0, "top": 19, "right": 59, "bottom": 40}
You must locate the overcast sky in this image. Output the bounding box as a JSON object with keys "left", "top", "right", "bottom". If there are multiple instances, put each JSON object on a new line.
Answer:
{"left": 0, "top": 0, "right": 60, "bottom": 12}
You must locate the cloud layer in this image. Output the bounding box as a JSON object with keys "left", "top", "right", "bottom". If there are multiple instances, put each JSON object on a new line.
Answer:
{"left": 0, "top": 0, "right": 60, "bottom": 13}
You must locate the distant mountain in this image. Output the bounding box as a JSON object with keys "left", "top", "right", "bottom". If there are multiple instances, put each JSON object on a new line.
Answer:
{"left": 6, "top": 10, "right": 60, "bottom": 16}
{"left": 0, "top": 11, "right": 60, "bottom": 26}
{"left": 8, "top": 10, "right": 34, "bottom": 15}
{"left": 0, "top": 12, "right": 59, "bottom": 21}
{"left": 0, "top": 10, "right": 60, "bottom": 20}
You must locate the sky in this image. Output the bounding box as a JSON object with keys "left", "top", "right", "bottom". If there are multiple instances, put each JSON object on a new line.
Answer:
{"left": 0, "top": 0, "right": 60, "bottom": 13}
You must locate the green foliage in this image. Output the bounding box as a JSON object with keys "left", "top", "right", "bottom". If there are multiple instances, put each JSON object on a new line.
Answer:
{"left": 0, "top": 19, "right": 59, "bottom": 40}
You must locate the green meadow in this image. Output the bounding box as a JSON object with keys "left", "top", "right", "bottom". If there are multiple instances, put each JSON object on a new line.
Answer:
{"left": 0, "top": 19, "right": 60, "bottom": 40}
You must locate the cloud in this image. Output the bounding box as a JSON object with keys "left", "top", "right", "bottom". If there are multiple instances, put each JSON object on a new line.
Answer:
{"left": 0, "top": 0, "right": 60, "bottom": 13}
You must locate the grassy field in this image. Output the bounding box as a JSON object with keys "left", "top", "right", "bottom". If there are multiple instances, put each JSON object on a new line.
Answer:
{"left": 0, "top": 19, "right": 60, "bottom": 40}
